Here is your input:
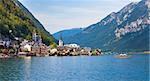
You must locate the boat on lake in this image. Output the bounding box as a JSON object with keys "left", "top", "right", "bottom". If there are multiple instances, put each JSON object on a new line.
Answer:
{"left": 115, "top": 53, "right": 131, "bottom": 58}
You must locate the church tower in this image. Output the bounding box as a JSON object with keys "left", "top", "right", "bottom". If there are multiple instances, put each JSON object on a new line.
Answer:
{"left": 32, "top": 29, "right": 37, "bottom": 42}
{"left": 59, "top": 32, "right": 63, "bottom": 47}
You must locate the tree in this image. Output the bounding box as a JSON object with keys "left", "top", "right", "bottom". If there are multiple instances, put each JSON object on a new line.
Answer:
{"left": 25, "top": 34, "right": 32, "bottom": 41}
{"left": 51, "top": 43, "right": 57, "bottom": 49}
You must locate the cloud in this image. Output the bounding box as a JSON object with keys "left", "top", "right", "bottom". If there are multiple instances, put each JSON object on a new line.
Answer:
{"left": 19, "top": 0, "right": 142, "bottom": 33}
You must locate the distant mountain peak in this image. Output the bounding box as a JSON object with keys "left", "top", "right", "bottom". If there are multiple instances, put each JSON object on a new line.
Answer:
{"left": 118, "top": 2, "right": 137, "bottom": 14}
{"left": 53, "top": 28, "right": 83, "bottom": 40}
{"left": 110, "top": 12, "right": 117, "bottom": 18}
{"left": 64, "top": 0, "right": 150, "bottom": 52}
{"left": 145, "top": 0, "right": 150, "bottom": 8}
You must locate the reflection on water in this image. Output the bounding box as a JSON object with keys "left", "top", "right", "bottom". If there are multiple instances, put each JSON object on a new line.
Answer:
{"left": 0, "top": 57, "right": 32, "bottom": 81}
{"left": 24, "top": 57, "right": 31, "bottom": 81}
{"left": 0, "top": 54, "right": 149, "bottom": 81}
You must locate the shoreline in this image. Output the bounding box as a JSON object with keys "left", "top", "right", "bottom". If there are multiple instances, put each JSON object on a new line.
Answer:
{"left": 0, "top": 52, "right": 149, "bottom": 59}
{"left": 126, "top": 51, "right": 150, "bottom": 54}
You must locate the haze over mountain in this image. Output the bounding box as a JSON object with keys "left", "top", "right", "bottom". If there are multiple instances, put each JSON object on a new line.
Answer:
{"left": 0, "top": 0, "right": 57, "bottom": 45}
{"left": 53, "top": 28, "right": 83, "bottom": 40}
{"left": 62, "top": 0, "right": 150, "bottom": 52}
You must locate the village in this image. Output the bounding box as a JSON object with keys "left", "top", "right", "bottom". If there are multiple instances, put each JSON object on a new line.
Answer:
{"left": 0, "top": 30, "right": 102, "bottom": 58}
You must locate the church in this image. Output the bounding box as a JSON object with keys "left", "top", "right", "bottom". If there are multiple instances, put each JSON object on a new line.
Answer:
{"left": 32, "top": 30, "right": 42, "bottom": 44}
{"left": 59, "top": 32, "right": 63, "bottom": 47}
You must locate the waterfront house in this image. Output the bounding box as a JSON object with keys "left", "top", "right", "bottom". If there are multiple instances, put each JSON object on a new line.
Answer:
{"left": 31, "top": 42, "right": 49, "bottom": 56}
{"left": 22, "top": 44, "right": 32, "bottom": 52}
{"left": 30, "top": 30, "right": 49, "bottom": 56}
{"left": 20, "top": 40, "right": 31, "bottom": 52}
{"left": 31, "top": 43, "right": 40, "bottom": 55}
{"left": 40, "top": 44, "right": 49, "bottom": 55}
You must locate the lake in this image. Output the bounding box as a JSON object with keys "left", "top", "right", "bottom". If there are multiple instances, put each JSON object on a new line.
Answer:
{"left": 0, "top": 54, "right": 149, "bottom": 81}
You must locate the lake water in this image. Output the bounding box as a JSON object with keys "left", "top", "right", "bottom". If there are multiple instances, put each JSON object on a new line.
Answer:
{"left": 0, "top": 54, "right": 149, "bottom": 81}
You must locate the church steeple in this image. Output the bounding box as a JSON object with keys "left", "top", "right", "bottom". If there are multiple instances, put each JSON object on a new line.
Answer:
{"left": 59, "top": 32, "right": 63, "bottom": 47}
{"left": 60, "top": 32, "right": 62, "bottom": 40}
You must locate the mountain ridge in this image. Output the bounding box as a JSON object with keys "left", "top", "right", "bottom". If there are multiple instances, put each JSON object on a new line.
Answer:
{"left": 53, "top": 28, "right": 83, "bottom": 40}
{"left": 63, "top": 0, "right": 149, "bottom": 52}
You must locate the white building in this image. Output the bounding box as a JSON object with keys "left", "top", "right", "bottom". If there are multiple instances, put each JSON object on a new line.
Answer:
{"left": 21, "top": 43, "right": 32, "bottom": 51}
{"left": 64, "top": 44, "right": 80, "bottom": 48}
{"left": 20, "top": 41, "right": 32, "bottom": 52}
{"left": 23, "top": 44, "right": 32, "bottom": 52}
{"left": 20, "top": 39, "right": 29, "bottom": 46}
{"left": 59, "top": 32, "right": 63, "bottom": 47}
{"left": 59, "top": 40, "right": 63, "bottom": 47}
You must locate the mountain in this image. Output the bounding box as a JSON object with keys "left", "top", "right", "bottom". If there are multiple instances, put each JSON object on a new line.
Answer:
{"left": 65, "top": 0, "right": 150, "bottom": 52}
{"left": 53, "top": 28, "right": 83, "bottom": 40}
{"left": 0, "top": 0, "right": 57, "bottom": 45}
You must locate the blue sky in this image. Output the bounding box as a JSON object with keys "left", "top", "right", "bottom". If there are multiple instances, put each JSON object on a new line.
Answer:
{"left": 18, "top": 0, "right": 141, "bottom": 34}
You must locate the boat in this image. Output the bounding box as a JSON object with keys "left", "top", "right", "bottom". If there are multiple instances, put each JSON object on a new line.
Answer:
{"left": 115, "top": 53, "right": 131, "bottom": 58}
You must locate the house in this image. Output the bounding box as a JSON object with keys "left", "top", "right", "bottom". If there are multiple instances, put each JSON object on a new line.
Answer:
{"left": 40, "top": 44, "right": 49, "bottom": 55}
{"left": 23, "top": 44, "right": 32, "bottom": 52}
{"left": 31, "top": 43, "right": 49, "bottom": 56}
{"left": 31, "top": 43, "right": 40, "bottom": 55}
{"left": 20, "top": 40, "right": 32, "bottom": 52}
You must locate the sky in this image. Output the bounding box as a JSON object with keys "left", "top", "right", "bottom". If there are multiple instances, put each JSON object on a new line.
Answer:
{"left": 18, "top": 0, "right": 141, "bottom": 34}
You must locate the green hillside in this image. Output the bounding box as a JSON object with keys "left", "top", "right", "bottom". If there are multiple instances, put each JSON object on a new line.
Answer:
{"left": 0, "top": 0, "right": 57, "bottom": 45}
